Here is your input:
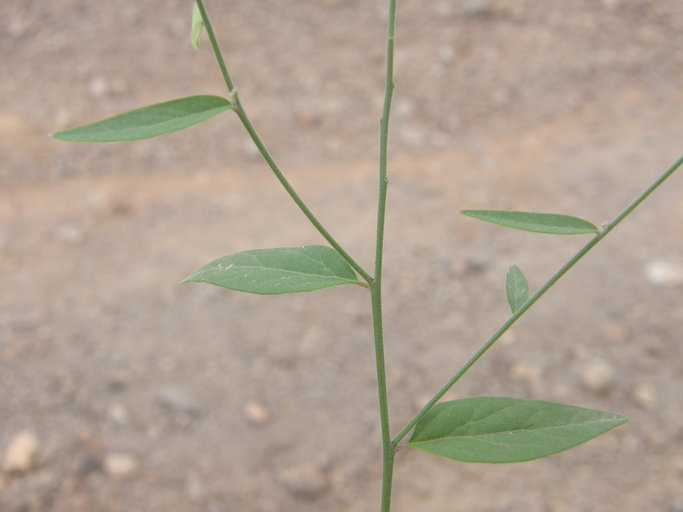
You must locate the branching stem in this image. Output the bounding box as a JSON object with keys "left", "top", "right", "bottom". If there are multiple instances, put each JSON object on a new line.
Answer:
{"left": 392, "top": 153, "right": 683, "bottom": 446}
{"left": 195, "top": 0, "right": 372, "bottom": 284}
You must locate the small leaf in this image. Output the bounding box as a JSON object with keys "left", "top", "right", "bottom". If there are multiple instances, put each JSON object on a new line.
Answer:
{"left": 408, "top": 397, "right": 627, "bottom": 464}
{"left": 460, "top": 210, "right": 599, "bottom": 235}
{"left": 191, "top": 1, "right": 204, "bottom": 51}
{"left": 51, "top": 95, "right": 232, "bottom": 142}
{"left": 505, "top": 265, "right": 529, "bottom": 313}
{"left": 182, "top": 245, "right": 362, "bottom": 295}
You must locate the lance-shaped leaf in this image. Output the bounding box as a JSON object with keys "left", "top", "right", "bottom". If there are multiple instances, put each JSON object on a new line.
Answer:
{"left": 505, "top": 265, "right": 529, "bottom": 313}
{"left": 408, "top": 397, "right": 627, "bottom": 464}
{"left": 182, "top": 245, "right": 363, "bottom": 295}
{"left": 460, "top": 210, "right": 599, "bottom": 235}
{"left": 191, "top": 1, "right": 204, "bottom": 51}
{"left": 51, "top": 95, "right": 232, "bottom": 142}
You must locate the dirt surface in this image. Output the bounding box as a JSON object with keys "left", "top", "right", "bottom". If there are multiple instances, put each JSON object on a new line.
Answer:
{"left": 2, "top": 1, "right": 683, "bottom": 511}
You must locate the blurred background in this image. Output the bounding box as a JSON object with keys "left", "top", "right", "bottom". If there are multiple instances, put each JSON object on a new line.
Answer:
{"left": 1, "top": 1, "right": 682, "bottom": 511}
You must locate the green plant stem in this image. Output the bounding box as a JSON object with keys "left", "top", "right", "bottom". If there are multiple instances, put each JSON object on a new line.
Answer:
{"left": 370, "top": 284, "right": 394, "bottom": 512}
{"left": 392, "top": 152, "right": 683, "bottom": 447}
{"left": 195, "top": 0, "right": 372, "bottom": 284}
{"left": 373, "top": 1, "right": 398, "bottom": 511}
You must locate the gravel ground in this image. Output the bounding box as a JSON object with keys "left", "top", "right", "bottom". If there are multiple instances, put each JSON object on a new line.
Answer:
{"left": 1, "top": 1, "right": 682, "bottom": 511}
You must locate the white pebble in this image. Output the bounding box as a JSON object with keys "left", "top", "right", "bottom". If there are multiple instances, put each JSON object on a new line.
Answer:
{"left": 2, "top": 431, "right": 39, "bottom": 473}
{"left": 580, "top": 359, "right": 616, "bottom": 395}
{"left": 631, "top": 383, "right": 657, "bottom": 409}
{"left": 104, "top": 453, "right": 138, "bottom": 477}
{"left": 244, "top": 401, "right": 270, "bottom": 425}
{"left": 645, "top": 260, "right": 683, "bottom": 286}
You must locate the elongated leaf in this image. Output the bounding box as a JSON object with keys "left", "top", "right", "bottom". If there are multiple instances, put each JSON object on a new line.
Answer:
{"left": 505, "top": 265, "right": 529, "bottom": 313}
{"left": 191, "top": 1, "right": 204, "bottom": 51}
{"left": 460, "top": 210, "right": 598, "bottom": 235}
{"left": 51, "top": 95, "right": 232, "bottom": 142}
{"left": 408, "top": 397, "right": 627, "bottom": 463}
{"left": 182, "top": 245, "right": 362, "bottom": 295}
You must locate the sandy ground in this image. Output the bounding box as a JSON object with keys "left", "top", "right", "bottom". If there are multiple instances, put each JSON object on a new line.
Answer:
{"left": 1, "top": 1, "right": 683, "bottom": 511}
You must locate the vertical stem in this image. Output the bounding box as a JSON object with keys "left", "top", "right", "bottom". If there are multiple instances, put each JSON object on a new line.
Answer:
{"left": 371, "top": 285, "right": 394, "bottom": 512}
{"left": 373, "top": 1, "right": 398, "bottom": 511}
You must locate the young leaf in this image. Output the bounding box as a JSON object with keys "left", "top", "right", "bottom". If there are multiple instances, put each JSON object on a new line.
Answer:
{"left": 182, "top": 245, "right": 363, "bottom": 295}
{"left": 191, "top": 1, "right": 204, "bottom": 51}
{"left": 460, "top": 210, "right": 599, "bottom": 235}
{"left": 51, "top": 95, "right": 232, "bottom": 142}
{"left": 505, "top": 265, "right": 529, "bottom": 313}
{"left": 408, "top": 397, "right": 627, "bottom": 464}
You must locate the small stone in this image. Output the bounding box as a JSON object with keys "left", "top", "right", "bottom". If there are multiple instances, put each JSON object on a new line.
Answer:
{"left": 53, "top": 224, "right": 85, "bottom": 244}
{"left": 437, "top": 46, "right": 455, "bottom": 65}
{"left": 631, "top": 383, "right": 657, "bottom": 409}
{"left": 7, "top": 16, "right": 31, "bottom": 38}
{"left": 395, "top": 99, "right": 416, "bottom": 119}
{"left": 499, "top": 330, "right": 516, "bottom": 346}
{"left": 399, "top": 126, "right": 427, "bottom": 147}
{"left": 88, "top": 76, "right": 109, "bottom": 97}
{"left": 463, "top": 0, "right": 496, "bottom": 19}
{"left": 242, "top": 139, "right": 260, "bottom": 158}
{"left": 510, "top": 362, "right": 541, "bottom": 384}
{"left": 107, "top": 403, "right": 129, "bottom": 427}
{"left": 155, "top": 387, "right": 201, "bottom": 417}
{"left": 668, "top": 497, "right": 683, "bottom": 512}
{"left": 463, "top": 252, "right": 490, "bottom": 274}
{"left": 644, "top": 260, "right": 683, "bottom": 286}
{"left": 244, "top": 401, "right": 270, "bottom": 425}
{"left": 599, "top": 322, "right": 627, "bottom": 343}
{"left": 186, "top": 471, "right": 204, "bottom": 500}
{"left": 580, "top": 358, "right": 616, "bottom": 395}
{"left": 279, "top": 462, "right": 329, "bottom": 500}
{"left": 104, "top": 453, "right": 138, "bottom": 477}
{"left": 2, "top": 430, "right": 39, "bottom": 473}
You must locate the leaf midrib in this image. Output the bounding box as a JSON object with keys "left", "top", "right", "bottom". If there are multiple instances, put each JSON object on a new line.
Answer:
{"left": 410, "top": 417, "right": 623, "bottom": 445}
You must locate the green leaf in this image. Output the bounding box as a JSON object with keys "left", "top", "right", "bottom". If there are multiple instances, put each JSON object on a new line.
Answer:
{"left": 191, "top": 1, "right": 204, "bottom": 51}
{"left": 505, "top": 265, "right": 529, "bottom": 313}
{"left": 182, "top": 245, "right": 362, "bottom": 295}
{"left": 51, "top": 95, "right": 232, "bottom": 142}
{"left": 408, "top": 397, "right": 627, "bottom": 464}
{"left": 460, "top": 210, "right": 599, "bottom": 235}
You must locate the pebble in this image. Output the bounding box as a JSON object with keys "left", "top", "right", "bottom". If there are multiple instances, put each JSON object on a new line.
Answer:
{"left": 395, "top": 99, "right": 416, "bottom": 119}
{"left": 601, "top": 0, "right": 621, "bottom": 10}
{"left": 155, "top": 387, "right": 201, "bottom": 417}
{"left": 463, "top": 0, "right": 496, "bottom": 19}
{"left": 631, "top": 383, "right": 657, "bottom": 409}
{"left": 88, "top": 76, "right": 109, "bottom": 97}
{"left": 510, "top": 362, "right": 541, "bottom": 384}
{"left": 243, "top": 401, "right": 270, "bottom": 426}
{"left": 7, "top": 16, "right": 31, "bottom": 38}
{"left": 53, "top": 224, "right": 85, "bottom": 244}
{"left": 644, "top": 260, "right": 683, "bottom": 286}
{"left": 278, "top": 462, "right": 329, "bottom": 500}
{"left": 580, "top": 358, "right": 616, "bottom": 395}
{"left": 107, "top": 403, "right": 130, "bottom": 427}
{"left": 2, "top": 430, "right": 39, "bottom": 474}
{"left": 668, "top": 497, "right": 683, "bottom": 512}
{"left": 104, "top": 453, "right": 138, "bottom": 477}
{"left": 399, "top": 126, "right": 427, "bottom": 148}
